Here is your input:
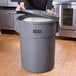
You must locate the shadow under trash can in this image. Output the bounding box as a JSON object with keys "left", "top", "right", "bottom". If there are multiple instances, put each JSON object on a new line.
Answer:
{"left": 16, "top": 10, "right": 59, "bottom": 73}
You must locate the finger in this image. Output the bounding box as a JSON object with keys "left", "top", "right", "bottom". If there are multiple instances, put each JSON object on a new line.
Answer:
{"left": 16, "top": 7, "right": 21, "bottom": 11}
{"left": 22, "top": 6, "right": 25, "bottom": 9}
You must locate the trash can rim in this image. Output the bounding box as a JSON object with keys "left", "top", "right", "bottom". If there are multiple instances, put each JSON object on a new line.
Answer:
{"left": 17, "top": 15, "right": 58, "bottom": 23}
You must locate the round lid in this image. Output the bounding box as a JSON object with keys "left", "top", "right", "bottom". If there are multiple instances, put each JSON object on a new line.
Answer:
{"left": 17, "top": 10, "right": 59, "bottom": 21}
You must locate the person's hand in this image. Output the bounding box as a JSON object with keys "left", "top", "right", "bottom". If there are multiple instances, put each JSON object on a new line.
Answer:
{"left": 16, "top": 2, "right": 25, "bottom": 11}
{"left": 47, "top": 9, "right": 58, "bottom": 16}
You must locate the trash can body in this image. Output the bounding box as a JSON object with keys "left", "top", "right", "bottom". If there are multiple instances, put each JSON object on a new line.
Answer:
{"left": 16, "top": 10, "right": 59, "bottom": 73}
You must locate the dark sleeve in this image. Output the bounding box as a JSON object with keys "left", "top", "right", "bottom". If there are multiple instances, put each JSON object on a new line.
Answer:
{"left": 47, "top": 0, "right": 54, "bottom": 10}
{"left": 17, "top": 0, "right": 28, "bottom": 4}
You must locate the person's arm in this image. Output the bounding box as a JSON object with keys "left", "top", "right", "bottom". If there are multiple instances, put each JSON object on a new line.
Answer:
{"left": 46, "top": 0, "right": 58, "bottom": 16}
{"left": 16, "top": 0, "right": 27, "bottom": 11}
{"left": 46, "top": 0, "right": 54, "bottom": 10}
{"left": 17, "top": 0, "right": 27, "bottom": 5}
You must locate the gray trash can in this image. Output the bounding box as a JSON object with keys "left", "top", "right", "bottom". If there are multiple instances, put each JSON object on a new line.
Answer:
{"left": 16, "top": 10, "right": 59, "bottom": 73}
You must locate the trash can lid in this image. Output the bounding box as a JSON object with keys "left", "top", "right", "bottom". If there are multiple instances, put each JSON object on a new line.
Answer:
{"left": 22, "top": 17, "right": 53, "bottom": 22}
{"left": 17, "top": 9, "right": 59, "bottom": 22}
